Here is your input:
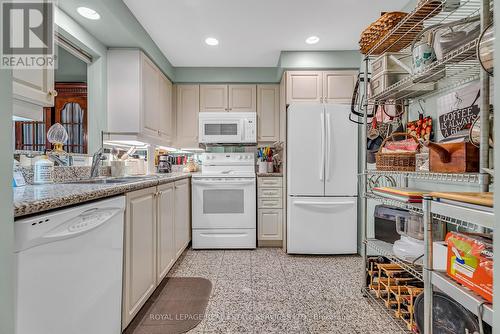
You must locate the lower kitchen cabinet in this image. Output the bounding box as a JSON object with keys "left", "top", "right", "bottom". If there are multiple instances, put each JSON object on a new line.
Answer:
{"left": 157, "top": 182, "right": 175, "bottom": 283}
{"left": 122, "top": 179, "right": 192, "bottom": 330}
{"left": 258, "top": 209, "right": 283, "bottom": 240}
{"left": 123, "top": 187, "right": 157, "bottom": 329}
{"left": 174, "top": 179, "right": 191, "bottom": 258}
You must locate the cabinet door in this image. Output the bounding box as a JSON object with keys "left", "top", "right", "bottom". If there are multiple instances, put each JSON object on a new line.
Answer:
{"left": 123, "top": 187, "right": 157, "bottom": 329}
{"left": 174, "top": 179, "right": 191, "bottom": 259}
{"left": 13, "top": 67, "right": 55, "bottom": 107}
{"left": 228, "top": 85, "right": 256, "bottom": 112}
{"left": 200, "top": 85, "right": 228, "bottom": 112}
{"left": 258, "top": 209, "right": 283, "bottom": 240}
{"left": 159, "top": 74, "right": 173, "bottom": 142}
{"left": 257, "top": 85, "right": 279, "bottom": 143}
{"left": 323, "top": 71, "right": 357, "bottom": 104}
{"left": 176, "top": 85, "right": 200, "bottom": 148}
{"left": 142, "top": 55, "right": 160, "bottom": 136}
{"left": 157, "top": 183, "right": 175, "bottom": 283}
{"left": 286, "top": 71, "right": 323, "bottom": 104}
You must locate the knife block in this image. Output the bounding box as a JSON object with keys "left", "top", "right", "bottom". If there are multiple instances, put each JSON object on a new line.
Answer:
{"left": 428, "top": 142, "right": 479, "bottom": 173}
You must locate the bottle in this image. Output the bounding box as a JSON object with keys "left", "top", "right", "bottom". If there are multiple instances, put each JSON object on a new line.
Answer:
{"left": 34, "top": 153, "right": 54, "bottom": 184}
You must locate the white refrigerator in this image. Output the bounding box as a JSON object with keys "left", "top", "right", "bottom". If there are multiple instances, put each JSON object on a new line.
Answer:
{"left": 287, "top": 103, "right": 358, "bottom": 254}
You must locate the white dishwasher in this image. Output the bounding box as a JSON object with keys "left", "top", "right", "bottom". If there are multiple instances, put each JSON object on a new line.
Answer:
{"left": 14, "top": 196, "right": 126, "bottom": 334}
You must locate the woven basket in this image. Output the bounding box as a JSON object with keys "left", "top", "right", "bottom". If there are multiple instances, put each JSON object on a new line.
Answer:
{"left": 376, "top": 132, "right": 419, "bottom": 171}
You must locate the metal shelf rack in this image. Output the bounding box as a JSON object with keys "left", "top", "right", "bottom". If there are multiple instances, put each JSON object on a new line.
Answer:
{"left": 365, "top": 239, "right": 424, "bottom": 281}
{"left": 360, "top": 0, "right": 493, "bottom": 332}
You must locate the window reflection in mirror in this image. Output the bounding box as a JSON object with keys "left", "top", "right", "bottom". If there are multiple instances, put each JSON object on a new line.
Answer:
{"left": 14, "top": 45, "right": 88, "bottom": 153}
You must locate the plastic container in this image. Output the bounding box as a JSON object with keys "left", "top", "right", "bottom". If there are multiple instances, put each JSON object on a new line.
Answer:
{"left": 33, "top": 155, "right": 54, "bottom": 184}
{"left": 396, "top": 212, "right": 445, "bottom": 241}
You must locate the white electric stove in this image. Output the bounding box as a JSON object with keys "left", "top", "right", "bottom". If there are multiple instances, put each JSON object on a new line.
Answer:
{"left": 192, "top": 153, "right": 256, "bottom": 249}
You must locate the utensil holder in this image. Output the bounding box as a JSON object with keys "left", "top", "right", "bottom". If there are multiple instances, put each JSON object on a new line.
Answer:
{"left": 258, "top": 161, "right": 268, "bottom": 173}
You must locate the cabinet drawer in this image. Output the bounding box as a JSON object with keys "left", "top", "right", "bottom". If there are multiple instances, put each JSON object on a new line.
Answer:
{"left": 258, "top": 187, "right": 282, "bottom": 198}
{"left": 257, "top": 177, "right": 282, "bottom": 188}
{"left": 258, "top": 197, "right": 282, "bottom": 209}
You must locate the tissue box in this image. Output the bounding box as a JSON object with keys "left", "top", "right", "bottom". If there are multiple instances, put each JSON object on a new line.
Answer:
{"left": 446, "top": 232, "right": 493, "bottom": 302}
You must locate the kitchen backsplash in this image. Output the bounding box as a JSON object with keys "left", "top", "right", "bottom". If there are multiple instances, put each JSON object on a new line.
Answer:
{"left": 17, "top": 166, "right": 111, "bottom": 185}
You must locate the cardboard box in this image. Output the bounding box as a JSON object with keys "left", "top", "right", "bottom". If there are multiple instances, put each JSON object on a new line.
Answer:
{"left": 446, "top": 232, "right": 493, "bottom": 302}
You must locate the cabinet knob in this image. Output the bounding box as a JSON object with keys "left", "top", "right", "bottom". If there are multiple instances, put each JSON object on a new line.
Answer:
{"left": 48, "top": 90, "right": 58, "bottom": 97}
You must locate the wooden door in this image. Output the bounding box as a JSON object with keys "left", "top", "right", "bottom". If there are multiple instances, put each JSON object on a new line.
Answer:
{"left": 53, "top": 83, "right": 88, "bottom": 153}
{"left": 258, "top": 209, "right": 283, "bottom": 240}
{"left": 159, "top": 74, "right": 173, "bottom": 142}
{"left": 157, "top": 183, "right": 175, "bottom": 283}
{"left": 176, "top": 85, "right": 200, "bottom": 147}
{"left": 257, "top": 85, "right": 279, "bottom": 143}
{"left": 142, "top": 56, "right": 161, "bottom": 136}
{"left": 200, "top": 85, "right": 228, "bottom": 112}
{"left": 323, "top": 71, "right": 357, "bottom": 104}
{"left": 228, "top": 84, "right": 256, "bottom": 112}
{"left": 286, "top": 71, "right": 323, "bottom": 103}
{"left": 122, "top": 187, "right": 157, "bottom": 329}
{"left": 174, "top": 179, "right": 190, "bottom": 259}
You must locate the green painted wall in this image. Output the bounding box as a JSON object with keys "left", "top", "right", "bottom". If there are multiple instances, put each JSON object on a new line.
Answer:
{"left": 174, "top": 67, "right": 279, "bottom": 83}
{"left": 55, "top": 46, "right": 87, "bottom": 83}
{"left": 0, "top": 69, "right": 14, "bottom": 334}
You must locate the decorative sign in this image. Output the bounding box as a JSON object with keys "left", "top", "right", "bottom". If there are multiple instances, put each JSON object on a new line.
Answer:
{"left": 437, "top": 82, "right": 480, "bottom": 142}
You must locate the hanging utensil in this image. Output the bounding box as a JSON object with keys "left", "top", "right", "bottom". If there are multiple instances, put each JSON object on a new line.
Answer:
{"left": 367, "top": 117, "right": 380, "bottom": 140}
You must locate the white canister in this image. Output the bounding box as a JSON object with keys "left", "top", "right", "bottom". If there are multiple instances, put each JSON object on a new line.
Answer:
{"left": 258, "top": 161, "right": 267, "bottom": 174}
{"left": 267, "top": 162, "right": 274, "bottom": 173}
{"left": 111, "top": 160, "right": 127, "bottom": 177}
{"left": 33, "top": 155, "right": 54, "bottom": 184}
{"left": 413, "top": 41, "right": 436, "bottom": 73}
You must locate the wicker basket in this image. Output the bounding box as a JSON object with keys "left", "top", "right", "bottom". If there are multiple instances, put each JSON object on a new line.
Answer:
{"left": 376, "top": 132, "right": 419, "bottom": 171}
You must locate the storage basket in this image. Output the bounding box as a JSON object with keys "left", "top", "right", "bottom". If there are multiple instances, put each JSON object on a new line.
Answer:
{"left": 376, "top": 132, "right": 419, "bottom": 171}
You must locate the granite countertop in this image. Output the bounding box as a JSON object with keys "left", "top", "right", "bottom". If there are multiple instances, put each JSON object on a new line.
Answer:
{"left": 14, "top": 173, "right": 191, "bottom": 218}
{"left": 256, "top": 172, "right": 283, "bottom": 177}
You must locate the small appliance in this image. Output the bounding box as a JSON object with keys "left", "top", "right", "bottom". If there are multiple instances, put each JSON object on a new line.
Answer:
{"left": 157, "top": 154, "right": 172, "bottom": 173}
{"left": 198, "top": 112, "right": 256, "bottom": 144}
{"left": 192, "top": 152, "right": 256, "bottom": 249}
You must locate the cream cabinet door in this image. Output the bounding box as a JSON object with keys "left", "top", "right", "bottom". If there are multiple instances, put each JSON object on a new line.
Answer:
{"left": 142, "top": 55, "right": 161, "bottom": 136}
{"left": 228, "top": 84, "right": 256, "bottom": 112}
{"left": 176, "top": 85, "right": 200, "bottom": 147}
{"left": 174, "top": 179, "right": 191, "bottom": 258}
{"left": 157, "top": 183, "right": 175, "bottom": 283}
{"left": 323, "top": 71, "right": 357, "bottom": 104}
{"left": 258, "top": 209, "right": 283, "bottom": 240}
{"left": 123, "top": 187, "right": 157, "bottom": 329}
{"left": 159, "top": 74, "right": 173, "bottom": 141}
{"left": 286, "top": 71, "right": 323, "bottom": 104}
{"left": 257, "top": 85, "right": 279, "bottom": 143}
{"left": 200, "top": 85, "right": 228, "bottom": 112}
{"left": 13, "top": 67, "right": 55, "bottom": 107}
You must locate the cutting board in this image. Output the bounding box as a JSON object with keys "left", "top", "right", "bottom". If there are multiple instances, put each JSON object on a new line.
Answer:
{"left": 430, "top": 192, "right": 493, "bottom": 207}
{"left": 373, "top": 187, "right": 426, "bottom": 197}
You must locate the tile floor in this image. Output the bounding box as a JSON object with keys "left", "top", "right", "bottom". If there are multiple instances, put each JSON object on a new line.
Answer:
{"left": 164, "top": 247, "right": 403, "bottom": 334}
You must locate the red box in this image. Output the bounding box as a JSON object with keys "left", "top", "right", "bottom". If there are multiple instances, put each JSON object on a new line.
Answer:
{"left": 446, "top": 232, "right": 493, "bottom": 303}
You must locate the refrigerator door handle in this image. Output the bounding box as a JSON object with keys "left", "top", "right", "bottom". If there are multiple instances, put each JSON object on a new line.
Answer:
{"left": 320, "top": 112, "right": 325, "bottom": 181}
{"left": 326, "top": 112, "right": 332, "bottom": 181}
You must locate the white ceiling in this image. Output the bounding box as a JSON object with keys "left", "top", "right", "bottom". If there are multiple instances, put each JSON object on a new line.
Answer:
{"left": 123, "top": 0, "right": 409, "bottom": 67}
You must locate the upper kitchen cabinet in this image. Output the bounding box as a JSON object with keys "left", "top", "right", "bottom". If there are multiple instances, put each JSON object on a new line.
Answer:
{"left": 107, "top": 49, "right": 173, "bottom": 145}
{"left": 229, "top": 85, "right": 256, "bottom": 112}
{"left": 200, "top": 84, "right": 256, "bottom": 112}
{"left": 257, "top": 84, "right": 279, "bottom": 143}
{"left": 323, "top": 71, "right": 357, "bottom": 104}
{"left": 286, "top": 71, "right": 323, "bottom": 103}
{"left": 13, "top": 68, "right": 56, "bottom": 121}
{"left": 286, "top": 70, "right": 357, "bottom": 104}
{"left": 175, "top": 85, "right": 200, "bottom": 148}
{"left": 200, "top": 85, "right": 228, "bottom": 112}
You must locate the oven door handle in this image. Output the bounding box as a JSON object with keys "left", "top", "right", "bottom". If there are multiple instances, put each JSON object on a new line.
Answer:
{"left": 192, "top": 180, "right": 255, "bottom": 186}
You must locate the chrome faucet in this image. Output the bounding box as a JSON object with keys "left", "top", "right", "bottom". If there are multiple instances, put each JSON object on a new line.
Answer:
{"left": 90, "top": 148, "right": 106, "bottom": 177}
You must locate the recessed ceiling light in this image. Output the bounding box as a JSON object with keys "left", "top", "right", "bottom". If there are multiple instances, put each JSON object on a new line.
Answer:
{"left": 306, "top": 36, "right": 320, "bottom": 44}
{"left": 77, "top": 7, "right": 100, "bottom": 20}
{"left": 205, "top": 37, "right": 219, "bottom": 46}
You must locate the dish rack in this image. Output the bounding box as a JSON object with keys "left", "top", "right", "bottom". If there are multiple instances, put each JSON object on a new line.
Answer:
{"left": 359, "top": 0, "right": 494, "bottom": 333}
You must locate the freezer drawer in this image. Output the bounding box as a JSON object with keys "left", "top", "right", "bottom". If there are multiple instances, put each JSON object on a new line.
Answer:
{"left": 287, "top": 196, "right": 357, "bottom": 254}
{"left": 192, "top": 228, "right": 256, "bottom": 249}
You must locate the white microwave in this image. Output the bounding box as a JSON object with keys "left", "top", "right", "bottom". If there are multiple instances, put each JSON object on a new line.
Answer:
{"left": 199, "top": 112, "right": 256, "bottom": 144}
